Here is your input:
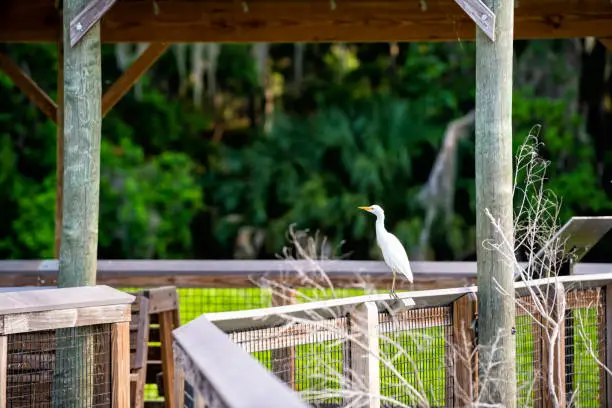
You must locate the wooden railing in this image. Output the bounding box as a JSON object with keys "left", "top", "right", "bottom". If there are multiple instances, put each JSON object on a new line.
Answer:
{"left": 0, "top": 285, "right": 134, "bottom": 406}
{"left": 184, "top": 273, "right": 612, "bottom": 408}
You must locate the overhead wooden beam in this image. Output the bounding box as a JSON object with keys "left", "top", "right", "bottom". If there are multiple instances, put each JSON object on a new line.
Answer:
{"left": 70, "top": 0, "right": 118, "bottom": 47}
{"left": 0, "top": 52, "right": 57, "bottom": 122}
{"left": 2, "top": 0, "right": 612, "bottom": 43}
{"left": 599, "top": 38, "right": 612, "bottom": 52}
{"left": 101, "top": 42, "right": 169, "bottom": 117}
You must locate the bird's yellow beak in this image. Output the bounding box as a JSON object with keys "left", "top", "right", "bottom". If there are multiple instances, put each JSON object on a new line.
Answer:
{"left": 358, "top": 206, "right": 372, "bottom": 211}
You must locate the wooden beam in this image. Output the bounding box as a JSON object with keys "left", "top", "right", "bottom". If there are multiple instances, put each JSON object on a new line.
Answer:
{"left": 2, "top": 0, "right": 612, "bottom": 43}
{"left": 70, "top": 0, "right": 118, "bottom": 47}
{"left": 112, "top": 321, "right": 131, "bottom": 408}
{"left": 101, "top": 42, "right": 168, "bottom": 117}
{"left": 599, "top": 38, "right": 612, "bottom": 52}
{"left": 0, "top": 52, "right": 57, "bottom": 122}
{"left": 55, "top": 5, "right": 65, "bottom": 259}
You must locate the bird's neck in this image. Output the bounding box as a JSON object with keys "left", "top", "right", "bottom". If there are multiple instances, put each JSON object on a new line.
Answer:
{"left": 375, "top": 215, "right": 386, "bottom": 234}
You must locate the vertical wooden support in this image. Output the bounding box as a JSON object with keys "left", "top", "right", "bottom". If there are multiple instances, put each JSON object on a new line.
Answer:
{"left": 173, "top": 364, "right": 185, "bottom": 408}
{"left": 474, "top": 0, "right": 516, "bottom": 405}
{"left": 541, "top": 283, "right": 566, "bottom": 408}
{"left": 348, "top": 302, "right": 380, "bottom": 408}
{"left": 58, "top": 0, "right": 102, "bottom": 287}
{"left": 451, "top": 293, "right": 478, "bottom": 407}
{"left": 159, "top": 311, "right": 177, "bottom": 408}
{"left": 54, "top": 4, "right": 65, "bottom": 259}
{"left": 0, "top": 336, "right": 7, "bottom": 408}
{"left": 271, "top": 287, "right": 297, "bottom": 388}
{"left": 603, "top": 285, "right": 612, "bottom": 407}
{"left": 112, "top": 322, "right": 130, "bottom": 408}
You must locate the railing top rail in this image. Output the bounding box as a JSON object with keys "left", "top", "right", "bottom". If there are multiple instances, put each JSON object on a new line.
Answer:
{"left": 0, "top": 259, "right": 608, "bottom": 288}
{"left": 173, "top": 315, "right": 308, "bottom": 408}
{"left": 205, "top": 272, "right": 612, "bottom": 332}
{"left": 0, "top": 285, "right": 135, "bottom": 315}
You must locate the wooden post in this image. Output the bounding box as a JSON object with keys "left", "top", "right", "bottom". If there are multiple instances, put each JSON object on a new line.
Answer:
{"left": 474, "top": 0, "right": 516, "bottom": 405}
{"left": 55, "top": 3, "right": 65, "bottom": 259}
{"left": 271, "top": 287, "right": 297, "bottom": 388}
{"left": 112, "top": 322, "right": 130, "bottom": 408}
{"left": 541, "top": 283, "right": 566, "bottom": 408}
{"left": 348, "top": 302, "right": 380, "bottom": 408}
{"left": 57, "top": 0, "right": 102, "bottom": 287}
{"left": 603, "top": 285, "right": 612, "bottom": 407}
{"left": 451, "top": 293, "right": 478, "bottom": 407}
{"left": 0, "top": 336, "right": 6, "bottom": 408}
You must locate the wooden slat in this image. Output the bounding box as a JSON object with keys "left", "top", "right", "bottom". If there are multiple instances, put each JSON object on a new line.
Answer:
{"left": 112, "top": 321, "right": 130, "bottom": 408}
{"left": 0, "top": 285, "right": 134, "bottom": 315}
{"left": 541, "top": 283, "right": 566, "bottom": 408}
{"left": 348, "top": 302, "right": 380, "bottom": 408}
{"left": 144, "top": 286, "right": 179, "bottom": 314}
{"left": 101, "top": 43, "right": 168, "bottom": 117}
{"left": 0, "top": 336, "right": 6, "bottom": 408}
{"left": 159, "top": 311, "right": 177, "bottom": 408}
{"left": 452, "top": 293, "right": 478, "bottom": 407}
{"left": 0, "top": 304, "right": 131, "bottom": 335}
{"left": 0, "top": 52, "right": 57, "bottom": 122}
{"left": 54, "top": 5, "right": 64, "bottom": 259}
{"left": 2, "top": 0, "right": 612, "bottom": 43}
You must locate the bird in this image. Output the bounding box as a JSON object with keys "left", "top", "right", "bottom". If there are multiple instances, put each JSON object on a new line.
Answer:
{"left": 358, "top": 204, "right": 413, "bottom": 299}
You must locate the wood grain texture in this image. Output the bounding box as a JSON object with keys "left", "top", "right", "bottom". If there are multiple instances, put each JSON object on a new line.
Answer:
{"left": 0, "top": 285, "right": 134, "bottom": 315}
{"left": 541, "top": 283, "right": 566, "bottom": 408}
{"left": 55, "top": 6, "right": 65, "bottom": 259}
{"left": 101, "top": 43, "right": 168, "bottom": 117}
{"left": 70, "top": 0, "right": 118, "bottom": 47}
{"left": 0, "top": 304, "right": 131, "bottom": 335}
{"left": 0, "top": 336, "right": 6, "bottom": 408}
{"left": 452, "top": 293, "right": 478, "bottom": 407}
{"left": 0, "top": 52, "right": 57, "bottom": 122}
{"left": 144, "top": 286, "right": 179, "bottom": 314}
{"left": 474, "top": 0, "right": 516, "bottom": 404}
{"left": 58, "top": 0, "right": 102, "bottom": 288}
{"left": 454, "top": 0, "right": 496, "bottom": 41}
{"left": 158, "top": 311, "right": 177, "bottom": 408}
{"left": 2, "top": 0, "right": 612, "bottom": 43}
{"left": 348, "top": 302, "right": 380, "bottom": 408}
{"left": 112, "top": 322, "right": 131, "bottom": 408}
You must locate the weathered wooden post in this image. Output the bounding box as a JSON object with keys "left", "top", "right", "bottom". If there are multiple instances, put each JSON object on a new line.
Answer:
{"left": 460, "top": 0, "right": 517, "bottom": 404}
{"left": 53, "top": 0, "right": 102, "bottom": 406}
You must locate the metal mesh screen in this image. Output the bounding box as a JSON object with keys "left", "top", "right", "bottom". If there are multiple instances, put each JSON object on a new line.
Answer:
{"left": 564, "top": 288, "right": 604, "bottom": 407}
{"left": 515, "top": 295, "right": 542, "bottom": 408}
{"left": 6, "top": 324, "right": 112, "bottom": 407}
{"left": 229, "top": 317, "right": 347, "bottom": 407}
{"left": 378, "top": 306, "right": 453, "bottom": 408}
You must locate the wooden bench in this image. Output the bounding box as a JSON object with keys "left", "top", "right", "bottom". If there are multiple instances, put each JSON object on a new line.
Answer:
{"left": 129, "top": 286, "right": 181, "bottom": 408}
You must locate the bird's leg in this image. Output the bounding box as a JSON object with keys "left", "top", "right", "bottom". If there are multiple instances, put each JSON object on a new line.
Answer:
{"left": 390, "top": 269, "right": 399, "bottom": 300}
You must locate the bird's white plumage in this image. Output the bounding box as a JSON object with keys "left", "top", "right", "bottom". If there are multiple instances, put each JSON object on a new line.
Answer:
{"left": 360, "top": 204, "right": 413, "bottom": 283}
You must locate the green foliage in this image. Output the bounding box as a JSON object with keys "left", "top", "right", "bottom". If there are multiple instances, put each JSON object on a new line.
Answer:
{"left": 0, "top": 40, "right": 607, "bottom": 261}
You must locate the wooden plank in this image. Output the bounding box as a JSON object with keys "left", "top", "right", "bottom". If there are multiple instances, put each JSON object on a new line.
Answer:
{"left": 452, "top": 293, "right": 478, "bottom": 407}
{"left": 54, "top": 4, "right": 65, "bottom": 259}
{"left": 133, "top": 295, "right": 150, "bottom": 371}
{"left": 112, "top": 321, "right": 130, "bottom": 408}
{"left": 348, "top": 302, "right": 380, "bottom": 408}
{"left": 173, "top": 317, "right": 308, "bottom": 408}
{"left": 0, "top": 52, "right": 57, "bottom": 122}
{"left": 0, "top": 285, "right": 134, "bottom": 315}
{"left": 101, "top": 43, "right": 168, "bottom": 117}
{"left": 3, "top": 0, "right": 612, "bottom": 43}
{"left": 454, "top": 0, "right": 496, "bottom": 41}
{"left": 70, "top": 0, "right": 118, "bottom": 47}
{"left": 144, "top": 286, "right": 179, "bottom": 314}
{"left": 173, "top": 365, "right": 185, "bottom": 408}
{"left": 0, "top": 304, "right": 131, "bottom": 335}
{"left": 0, "top": 336, "right": 6, "bottom": 408}
{"left": 606, "top": 285, "right": 612, "bottom": 407}
{"left": 159, "top": 311, "right": 177, "bottom": 408}
{"left": 541, "top": 283, "right": 566, "bottom": 408}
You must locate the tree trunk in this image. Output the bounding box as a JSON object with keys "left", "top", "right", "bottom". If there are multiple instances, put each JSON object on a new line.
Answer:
{"left": 475, "top": 0, "right": 517, "bottom": 405}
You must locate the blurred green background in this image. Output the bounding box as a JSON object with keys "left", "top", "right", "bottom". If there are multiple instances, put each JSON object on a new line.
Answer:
{"left": 1, "top": 40, "right": 611, "bottom": 262}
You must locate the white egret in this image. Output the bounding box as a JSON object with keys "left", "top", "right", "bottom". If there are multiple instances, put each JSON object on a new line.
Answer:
{"left": 358, "top": 204, "right": 413, "bottom": 298}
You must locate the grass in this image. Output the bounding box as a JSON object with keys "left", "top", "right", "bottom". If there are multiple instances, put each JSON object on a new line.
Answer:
{"left": 124, "top": 287, "right": 604, "bottom": 407}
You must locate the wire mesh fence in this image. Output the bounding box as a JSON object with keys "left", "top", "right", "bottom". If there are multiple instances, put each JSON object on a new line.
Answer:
{"left": 515, "top": 295, "right": 543, "bottom": 408}
{"left": 378, "top": 306, "right": 453, "bottom": 408}
{"left": 229, "top": 317, "right": 348, "bottom": 407}
{"left": 6, "top": 324, "right": 113, "bottom": 408}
